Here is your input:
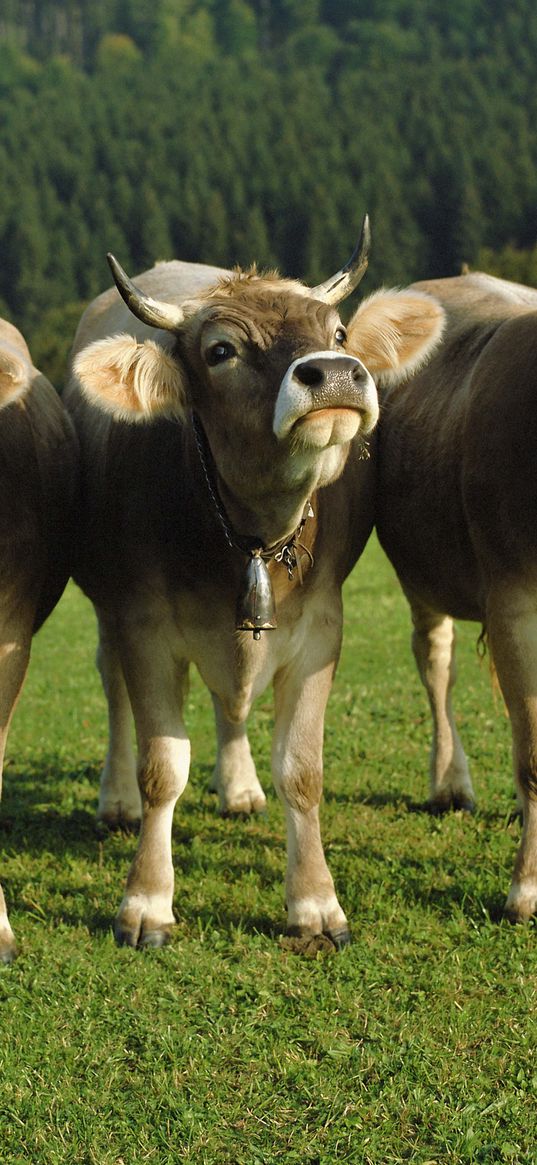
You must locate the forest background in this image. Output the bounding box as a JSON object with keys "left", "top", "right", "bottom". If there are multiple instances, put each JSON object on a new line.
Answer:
{"left": 1, "top": 0, "right": 537, "bottom": 383}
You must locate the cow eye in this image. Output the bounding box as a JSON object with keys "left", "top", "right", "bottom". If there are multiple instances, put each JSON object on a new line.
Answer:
{"left": 335, "top": 327, "right": 347, "bottom": 346}
{"left": 206, "top": 341, "right": 236, "bottom": 366}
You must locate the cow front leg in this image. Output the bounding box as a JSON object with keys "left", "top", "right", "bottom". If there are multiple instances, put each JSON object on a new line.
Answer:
{"left": 272, "top": 648, "right": 349, "bottom": 947}
{"left": 0, "top": 619, "right": 32, "bottom": 962}
{"left": 210, "top": 693, "right": 266, "bottom": 815}
{"left": 95, "top": 611, "right": 140, "bottom": 829}
{"left": 487, "top": 588, "right": 537, "bottom": 921}
{"left": 114, "top": 634, "right": 190, "bottom": 948}
{"left": 409, "top": 596, "right": 475, "bottom": 812}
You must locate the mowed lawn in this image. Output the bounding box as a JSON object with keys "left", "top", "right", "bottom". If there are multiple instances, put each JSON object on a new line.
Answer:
{"left": 2, "top": 534, "right": 537, "bottom": 1165}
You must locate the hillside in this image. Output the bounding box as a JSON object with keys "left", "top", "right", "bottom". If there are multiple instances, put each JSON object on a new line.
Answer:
{"left": 1, "top": 0, "right": 536, "bottom": 376}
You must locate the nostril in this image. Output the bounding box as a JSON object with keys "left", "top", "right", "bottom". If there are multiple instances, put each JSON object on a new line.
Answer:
{"left": 294, "top": 363, "right": 324, "bottom": 388}
{"left": 352, "top": 363, "right": 367, "bottom": 385}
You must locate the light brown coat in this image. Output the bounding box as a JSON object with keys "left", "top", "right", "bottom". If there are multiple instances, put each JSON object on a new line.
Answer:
{"left": 0, "top": 321, "right": 78, "bottom": 962}
{"left": 377, "top": 271, "right": 537, "bottom": 920}
{"left": 66, "top": 258, "right": 443, "bottom": 948}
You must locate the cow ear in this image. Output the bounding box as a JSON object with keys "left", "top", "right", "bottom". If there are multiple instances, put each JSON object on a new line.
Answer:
{"left": 73, "top": 334, "right": 187, "bottom": 423}
{"left": 346, "top": 289, "right": 445, "bottom": 385}
{"left": 0, "top": 350, "right": 28, "bottom": 409}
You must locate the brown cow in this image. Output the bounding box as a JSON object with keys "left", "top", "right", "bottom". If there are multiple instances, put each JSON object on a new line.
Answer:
{"left": 66, "top": 226, "right": 444, "bottom": 949}
{"left": 0, "top": 320, "right": 78, "bottom": 962}
{"left": 376, "top": 270, "right": 537, "bottom": 921}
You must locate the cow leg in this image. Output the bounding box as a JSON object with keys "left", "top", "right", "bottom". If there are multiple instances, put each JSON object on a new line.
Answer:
{"left": 487, "top": 587, "right": 537, "bottom": 921}
{"left": 210, "top": 693, "right": 266, "bottom": 815}
{"left": 0, "top": 619, "right": 32, "bottom": 962}
{"left": 409, "top": 596, "right": 475, "bottom": 812}
{"left": 272, "top": 630, "right": 349, "bottom": 947}
{"left": 113, "top": 628, "right": 190, "bottom": 948}
{"left": 95, "top": 612, "right": 140, "bottom": 829}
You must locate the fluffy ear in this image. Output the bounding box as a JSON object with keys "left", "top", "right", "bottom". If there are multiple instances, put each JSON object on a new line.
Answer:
{"left": 73, "top": 334, "right": 187, "bottom": 422}
{"left": 346, "top": 289, "right": 445, "bottom": 386}
{"left": 0, "top": 349, "right": 28, "bottom": 409}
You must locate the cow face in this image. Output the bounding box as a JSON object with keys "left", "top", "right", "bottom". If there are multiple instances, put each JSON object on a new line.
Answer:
{"left": 175, "top": 283, "right": 379, "bottom": 497}
{"left": 74, "top": 263, "right": 444, "bottom": 540}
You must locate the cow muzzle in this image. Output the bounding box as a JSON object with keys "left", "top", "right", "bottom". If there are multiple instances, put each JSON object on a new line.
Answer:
{"left": 273, "top": 350, "right": 379, "bottom": 445}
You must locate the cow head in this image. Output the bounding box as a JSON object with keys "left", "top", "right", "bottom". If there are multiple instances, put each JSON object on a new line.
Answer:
{"left": 73, "top": 219, "right": 444, "bottom": 542}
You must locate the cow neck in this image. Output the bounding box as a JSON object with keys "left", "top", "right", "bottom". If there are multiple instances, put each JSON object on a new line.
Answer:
{"left": 191, "top": 410, "right": 315, "bottom": 639}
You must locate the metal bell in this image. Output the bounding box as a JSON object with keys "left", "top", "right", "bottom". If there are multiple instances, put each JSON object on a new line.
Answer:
{"left": 236, "top": 552, "right": 277, "bottom": 639}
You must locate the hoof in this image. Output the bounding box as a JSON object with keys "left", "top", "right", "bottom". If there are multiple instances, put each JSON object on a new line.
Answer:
{"left": 502, "top": 907, "right": 528, "bottom": 925}
{"left": 219, "top": 790, "right": 267, "bottom": 817}
{"left": 427, "top": 796, "right": 475, "bottom": 816}
{"left": 96, "top": 814, "right": 141, "bottom": 837}
{"left": 0, "top": 942, "right": 18, "bottom": 965}
{"left": 114, "top": 919, "right": 174, "bottom": 949}
{"left": 282, "top": 925, "right": 350, "bottom": 955}
{"left": 503, "top": 898, "right": 537, "bottom": 925}
{"left": 325, "top": 926, "right": 351, "bottom": 950}
{"left": 138, "top": 928, "right": 173, "bottom": 950}
{"left": 454, "top": 796, "right": 476, "bottom": 813}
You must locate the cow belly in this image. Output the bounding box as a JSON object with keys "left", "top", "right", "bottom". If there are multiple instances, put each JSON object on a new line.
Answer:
{"left": 376, "top": 397, "right": 485, "bottom": 621}
{"left": 376, "top": 496, "right": 484, "bottom": 623}
{"left": 179, "top": 588, "right": 333, "bottom": 722}
{"left": 96, "top": 577, "right": 283, "bottom": 723}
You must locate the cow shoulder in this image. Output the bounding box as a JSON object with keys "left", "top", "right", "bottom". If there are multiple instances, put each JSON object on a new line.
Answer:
{"left": 346, "top": 288, "right": 445, "bottom": 386}
{"left": 73, "top": 334, "right": 187, "bottom": 422}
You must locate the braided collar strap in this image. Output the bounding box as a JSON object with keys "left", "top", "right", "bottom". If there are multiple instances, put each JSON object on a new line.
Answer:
{"left": 191, "top": 411, "right": 314, "bottom": 637}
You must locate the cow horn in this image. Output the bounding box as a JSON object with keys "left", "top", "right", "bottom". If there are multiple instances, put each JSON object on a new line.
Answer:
{"left": 106, "top": 254, "right": 185, "bottom": 331}
{"left": 310, "top": 213, "right": 370, "bottom": 305}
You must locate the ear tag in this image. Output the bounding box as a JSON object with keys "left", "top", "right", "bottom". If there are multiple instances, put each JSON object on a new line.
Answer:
{"left": 236, "top": 552, "right": 277, "bottom": 640}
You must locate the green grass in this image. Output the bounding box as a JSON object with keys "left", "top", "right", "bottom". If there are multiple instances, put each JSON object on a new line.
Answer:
{"left": 1, "top": 535, "right": 536, "bottom": 1165}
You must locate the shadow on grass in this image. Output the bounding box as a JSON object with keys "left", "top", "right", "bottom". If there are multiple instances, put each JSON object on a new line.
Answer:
{"left": 1, "top": 757, "right": 288, "bottom": 937}
{"left": 330, "top": 785, "right": 512, "bottom": 828}
{"left": 388, "top": 874, "right": 509, "bottom": 925}
{"left": 0, "top": 756, "right": 520, "bottom": 939}
{"left": 2, "top": 789, "right": 283, "bottom": 868}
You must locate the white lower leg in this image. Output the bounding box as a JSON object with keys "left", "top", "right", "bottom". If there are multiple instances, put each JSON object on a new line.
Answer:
{"left": 284, "top": 805, "right": 348, "bottom": 938}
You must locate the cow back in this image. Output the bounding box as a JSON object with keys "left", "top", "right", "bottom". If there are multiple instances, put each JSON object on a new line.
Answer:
{"left": 376, "top": 271, "right": 537, "bottom": 619}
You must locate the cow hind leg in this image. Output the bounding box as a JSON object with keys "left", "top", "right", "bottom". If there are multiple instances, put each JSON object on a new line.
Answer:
{"left": 113, "top": 627, "right": 191, "bottom": 948}
{"left": 0, "top": 620, "right": 32, "bottom": 962}
{"left": 272, "top": 635, "right": 349, "bottom": 949}
{"left": 409, "top": 597, "right": 475, "bottom": 812}
{"left": 95, "top": 611, "right": 140, "bottom": 830}
{"left": 487, "top": 586, "right": 537, "bottom": 922}
{"left": 210, "top": 693, "right": 266, "bottom": 815}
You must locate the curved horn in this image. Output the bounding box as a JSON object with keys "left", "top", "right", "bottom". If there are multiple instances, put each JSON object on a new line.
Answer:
{"left": 310, "top": 213, "right": 370, "bottom": 305}
{"left": 107, "top": 253, "right": 185, "bottom": 332}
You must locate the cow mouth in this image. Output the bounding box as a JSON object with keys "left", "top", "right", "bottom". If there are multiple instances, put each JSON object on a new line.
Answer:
{"left": 294, "top": 405, "right": 361, "bottom": 426}
{"left": 292, "top": 404, "right": 365, "bottom": 447}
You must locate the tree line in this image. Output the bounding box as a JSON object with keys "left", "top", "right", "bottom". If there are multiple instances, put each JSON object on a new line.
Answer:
{"left": 1, "top": 0, "right": 537, "bottom": 382}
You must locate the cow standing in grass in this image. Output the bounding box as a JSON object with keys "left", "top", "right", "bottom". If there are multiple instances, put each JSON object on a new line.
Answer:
{"left": 66, "top": 224, "right": 444, "bottom": 949}
{"left": 376, "top": 270, "right": 537, "bottom": 922}
{"left": 0, "top": 321, "right": 78, "bottom": 963}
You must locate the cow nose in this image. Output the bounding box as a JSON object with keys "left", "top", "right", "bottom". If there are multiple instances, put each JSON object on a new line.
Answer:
{"left": 293, "top": 361, "right": 325, "bottom": 389}
{"left": 273, "top": 349, "right": 379, "bottom": 439}
{"left": 293, "top": 354, "right": 367, "bottom": 394}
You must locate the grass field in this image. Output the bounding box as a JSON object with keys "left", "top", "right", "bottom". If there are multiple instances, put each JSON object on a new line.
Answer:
{"left": 1, "top": 535, "right": 536, "bottom": 1165}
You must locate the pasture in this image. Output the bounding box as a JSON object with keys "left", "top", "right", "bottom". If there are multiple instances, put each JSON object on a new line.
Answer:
{"left": 1, "top": 534, "right": 536, "bottom": 1164}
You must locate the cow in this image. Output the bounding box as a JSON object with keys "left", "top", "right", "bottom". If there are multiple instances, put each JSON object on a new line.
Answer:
{"left": 0, "top": 320, "right": 78, "bottom": 963}
{"left": 376, "top": 269, "right": 537, "bottom": 922}
{"left": 65, "top": 221, "right": 444, "bottom": 950}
